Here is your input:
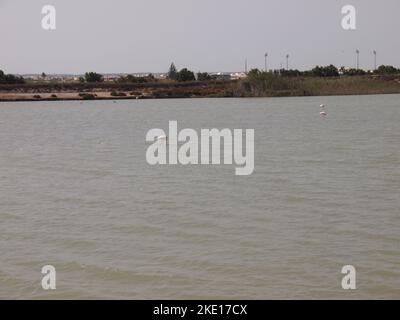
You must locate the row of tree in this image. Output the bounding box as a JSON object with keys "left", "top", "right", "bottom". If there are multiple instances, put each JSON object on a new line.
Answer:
{"left": 167, "top": 63, "right": 196, "bottom": 82}
{"left": 81, "top": 65, "right": 200, "bottom": 83}
{"left": 4, "top": 62, "right": 399, "bottom": 85}
{"left": 249, "top": 64, "right": 400, "bottom": 78}
{"left": 82, "top": 64, "right": 212, "bottom": 83}
{"left": 168, "top": 63, "right": 228, "bottom": 81}
{"left": 375, "top": 65, "right": 400, "bottom": 75}
{"left": 117, "top": 74, "right": 155, "bottom": 84}
{"left": 0, "top": 70, "right": 25, "bottom": 84}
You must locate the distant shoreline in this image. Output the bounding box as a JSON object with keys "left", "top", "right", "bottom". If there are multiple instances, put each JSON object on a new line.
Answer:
{"left": 1, "top": 76, "right": 400, "bottom": 102}
{"left": 0, "top": 80, "right": 234, "bottom": 102}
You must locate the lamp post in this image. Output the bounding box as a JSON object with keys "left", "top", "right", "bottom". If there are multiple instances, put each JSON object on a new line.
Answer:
{"left": 286, "top": 54, "right": 289, "bottom": 70}
{"left": 373, "top": 50, "right": 377, "bottom": 70}
{"left": 264, "top": 53, "right": 268, "bottom": 72}
{"left": 356, "top": 49, "right": 360, "bottom": 69}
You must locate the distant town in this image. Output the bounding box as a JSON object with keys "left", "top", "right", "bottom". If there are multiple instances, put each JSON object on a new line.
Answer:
{"left": 20, "top": 71, "right": 248, "bottom": 83}
{"left": 16, "top": 66, "right": 395, "bottom": 83}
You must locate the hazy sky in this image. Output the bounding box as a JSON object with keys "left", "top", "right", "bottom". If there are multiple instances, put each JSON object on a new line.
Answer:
{"left": 0, "top": 0, "right": 399, "bottom": 74}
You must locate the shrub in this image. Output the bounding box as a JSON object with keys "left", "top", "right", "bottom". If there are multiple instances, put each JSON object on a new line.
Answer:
{"left": 110, "top": 91, "right": 127, "bottom": 97}
{"left": 79, "top": 93, "right": 96, "bottom": 100}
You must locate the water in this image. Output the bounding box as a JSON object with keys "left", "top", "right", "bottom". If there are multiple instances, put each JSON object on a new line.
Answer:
{"left": 0, "top": 95, "right": 399, "bottom": 299}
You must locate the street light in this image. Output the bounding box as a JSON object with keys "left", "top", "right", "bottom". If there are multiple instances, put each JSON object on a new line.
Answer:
{"left": 356, "top": 49, "right": 360, "bottom": 69}
{"left": 373, "top": 50, "right": 377, "bottom": 70}
{"left": 264, "top": 53, "right": 268, "bottom": 72}
{"left": 286, "top": 54, "right": 290, "bottom": 70}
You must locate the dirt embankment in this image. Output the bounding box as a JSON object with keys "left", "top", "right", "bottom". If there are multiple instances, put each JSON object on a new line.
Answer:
{"left": 0, "top": 81, "right": 238, "bottom": 102}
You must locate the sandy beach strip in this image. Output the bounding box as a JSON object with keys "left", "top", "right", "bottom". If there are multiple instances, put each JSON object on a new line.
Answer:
{"left": 0, "top": 92, "right": 143, "bottom": 102}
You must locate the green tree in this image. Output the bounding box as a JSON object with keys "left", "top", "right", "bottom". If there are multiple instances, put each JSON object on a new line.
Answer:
{"left": 197, "top": 72, "right": 212, "bottom": 81}
{"left": 0, "top": 70, "right": 25, "bottom": 84}
{"left": 342, "top": 68, "right": 366, "bottom": 76}
{"left": 376, "top": 65, "right": 400, "bottom": 75}
{"left": 311, "top": 65, "right": 339, "bottom": 77}
{"left": 247, "top": 69, "right": 262, "bottom": 78}
{"left": 167, "top": 63, "right": 178, "bottom": 80}
{"left": 84, "top": 72, "right": 104, "bottom": 83}
{"left": 176, "top": 68, "right": 196, "bottom": 82}
{"left": 280, "top": 69, "right": 301, "bottom": 77}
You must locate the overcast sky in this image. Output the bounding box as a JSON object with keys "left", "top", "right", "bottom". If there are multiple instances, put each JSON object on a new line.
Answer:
{"left": 0, "top": 0, "right": 399, "bottom": 74}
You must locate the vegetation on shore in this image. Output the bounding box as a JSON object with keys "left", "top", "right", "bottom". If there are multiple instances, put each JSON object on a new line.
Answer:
{"left": 0, "top": 70, "right": 25, "bottom": 84}
{"left": 239, "top": 73, "right": 400, "bottom": 97}
{"left": 1, "top": 63, "right": 400, "bottom": 101}
{"left": 238, "top": 64, "right": 400, "bottom": 97}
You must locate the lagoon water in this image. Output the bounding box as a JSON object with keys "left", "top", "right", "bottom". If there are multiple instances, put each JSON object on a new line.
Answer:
{"left": 0, "top": 95, "right": 399, "bottom": 299}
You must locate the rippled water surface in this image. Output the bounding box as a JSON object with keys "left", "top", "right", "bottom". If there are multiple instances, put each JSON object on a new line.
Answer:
{"left": 0, "top": 95, "right": 399, "bottom": 299}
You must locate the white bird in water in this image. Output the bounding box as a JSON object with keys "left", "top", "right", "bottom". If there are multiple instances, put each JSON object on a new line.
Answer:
{"left": 320, "top": 104, "right": 327, "bottom": 116}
